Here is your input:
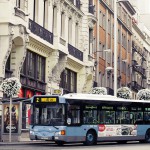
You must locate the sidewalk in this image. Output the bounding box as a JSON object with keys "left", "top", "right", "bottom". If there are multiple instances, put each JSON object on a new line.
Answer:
{"left": 0, "top": 140, "right": 51, "bottom": 145}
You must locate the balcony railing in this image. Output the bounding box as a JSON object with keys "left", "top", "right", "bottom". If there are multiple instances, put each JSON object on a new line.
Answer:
{"left": 132, "top": 60, "right": 146, "bottom": 77}
{"left": 20, "top": 75, "right": 46, "bottom": 92}
{"left": 68, "top": 44, "right": 83, "bottom": 61}
{"left": 29, "top": 19, "right": 53, "bottom": 44}
{"left": 132, "top": 42, "right": 147, "bottom": 61}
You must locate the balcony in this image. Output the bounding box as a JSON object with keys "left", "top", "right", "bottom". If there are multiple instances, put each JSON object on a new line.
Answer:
{"left": 87, "top": 4, "right": 97, "bottom": 27}
{"left": 68, "top": 44, "right": 83, "bottom": 61}
{"left": 14, "top": 7, "right": 27, "bottom": 20}
{"left": 132, "top": 42, "right": 146, "bottom": 61}
{"left": 29, "top": 19, "right": 53, "bottom": 44}
{"left": 20, "top": 75, "right": 46, "bottom": 92}
{"left": 132, "top": 60, "right": 146, "bottom": 78}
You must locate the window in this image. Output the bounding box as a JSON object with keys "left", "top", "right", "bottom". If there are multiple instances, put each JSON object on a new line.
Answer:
{"left": 75, "top": 23, "right": 79, "bottom": 48}
{"left": 128, "top": 39, "right": 131, "bottom": 52}
{"left": 52, "top": 6, "right": 57, "bottom": 34}
{"left": 100, "top": 106, "right": 115, "bottom": 124}
{"left": 61, "top": 12, "right": 65, "bottom": 38}
{"left": 27, "top": 51, "right": 35, "bottom": 77}
{"left": 5, "top": 54, "right": 13, "bottom": 79}
{"left": 21, "top": 50, "right": 45, "bottom": 82}
{"left": 5, "top": 55, "right": 11, "bottom": 71}
{"left": 83, "top": 105, "right": 98, "bottom": 124}
{"left": 130, "top": 107, "right": 143, "bottom": 124}
{"left": 68, "top": 18, "right": 72, "bottom": 44}
{"left": 89, "top": 28, "right": 93, "bottom": 55}
{"left": 144, "top": 107, "right": 150, "bottom": 122}
{"left": 68, "top": 105, "right": 80, "bottom": 124}
{"left": 102, "top": 14, "right": 106, "bottom": 30}
{"left": 16, "top": 0, "right": 25, "bottom": 11}
{"left": 37, "top": 55, "right": 45, "bottom": 82}
{"left": 118, "top": 29, "right": 120, "bottom": 43}
{"left": 43, "top": 0, "right": 48, "bottom": 28}
{"left": 33, "top": 0, "right": 39, "bottom": 22}
{"left": 32, "top": 103, "right": 65, "bottom": 125}
{"left": 60, "top": 68, "right": 77, "bottom": 94}
{"left": 108, "top": 19, "right": 111, "bottom": 34}
{"left": 99, "top": 11, "right": 102, "bottom": 27}
{"left": 116, "top": 106, "right": 130, "bottom": 124}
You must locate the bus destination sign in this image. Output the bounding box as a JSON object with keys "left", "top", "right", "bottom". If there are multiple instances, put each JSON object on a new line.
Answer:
{"left": 35, "top": 97, "right": 57, "bottom": 103}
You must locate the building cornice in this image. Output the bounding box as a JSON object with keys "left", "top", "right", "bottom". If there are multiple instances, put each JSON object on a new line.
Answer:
{"left": 133, "top": 23, "right": 146, "bottom": 41}
{"left": 122, "top": 1, "right": 136, "bottom": 15}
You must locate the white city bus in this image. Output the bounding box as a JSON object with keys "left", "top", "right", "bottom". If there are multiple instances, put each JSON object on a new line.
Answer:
{"left": 29, "top": 93, "right": 150, "bottom": 145}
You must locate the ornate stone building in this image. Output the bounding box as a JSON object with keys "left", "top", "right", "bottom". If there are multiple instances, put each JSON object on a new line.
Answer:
{"left": 0, "top": 0, "right": 96, "bottom": 140}
{"left": 0, "top": 0, "right": 96, "bottom": 98}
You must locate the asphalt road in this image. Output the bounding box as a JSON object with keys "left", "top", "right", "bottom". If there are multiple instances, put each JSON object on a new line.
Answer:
{"left": 0, "top": 141, "right": 150, "bottom": 150}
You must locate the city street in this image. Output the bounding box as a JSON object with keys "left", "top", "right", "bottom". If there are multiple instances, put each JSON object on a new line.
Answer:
{"left": 0, "top": 141, "right": 150, "bottom": 150}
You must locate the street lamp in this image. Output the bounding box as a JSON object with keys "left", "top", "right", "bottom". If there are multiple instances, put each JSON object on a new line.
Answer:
{"left": 114, "top": 0, "right": 118, "bottom": 97}
{"left": 113, "top": 0, "right": 129, "bottom": 96}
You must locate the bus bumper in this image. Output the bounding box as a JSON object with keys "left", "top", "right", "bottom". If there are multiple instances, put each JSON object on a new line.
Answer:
{"left": 29, "top": 130, "right": 55, "bottom": 141}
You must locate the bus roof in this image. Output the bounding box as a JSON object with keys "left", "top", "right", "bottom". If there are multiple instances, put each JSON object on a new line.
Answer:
{"left": 63, "top": 93, "right": 150, "bottom": 103}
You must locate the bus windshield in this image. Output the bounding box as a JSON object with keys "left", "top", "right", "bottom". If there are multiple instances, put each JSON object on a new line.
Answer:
{"left": 32, "top": 103, "right": 65, "bottom": 126}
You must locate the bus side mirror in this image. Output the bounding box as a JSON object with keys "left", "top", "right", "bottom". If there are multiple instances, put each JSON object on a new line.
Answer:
{"left": 67, "top": 118, "right": 71, "bottom": 125}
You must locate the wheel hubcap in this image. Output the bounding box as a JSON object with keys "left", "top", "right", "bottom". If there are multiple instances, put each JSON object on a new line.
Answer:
{"left": 87, "top": 134, "right": 93, "bottom": 142}
{"left": 146, "top": 133, "right": 150, "bottom": 142}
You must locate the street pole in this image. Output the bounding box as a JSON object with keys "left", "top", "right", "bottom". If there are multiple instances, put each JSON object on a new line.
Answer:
{"left": 114, "top": 0, "right": 117, "bottom": 97}
{"left": 9, "top": 96, "right": 12, "bottom": 142}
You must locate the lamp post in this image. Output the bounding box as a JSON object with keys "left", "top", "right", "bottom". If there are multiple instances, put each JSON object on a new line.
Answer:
{"left": 114, "top": 0, "right": 118, "bottom": 97}
{"left": 1, "top": 77, "right": 21, "bottom": 142}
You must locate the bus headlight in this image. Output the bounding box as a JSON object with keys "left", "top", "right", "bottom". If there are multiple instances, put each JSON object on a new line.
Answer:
{"left": 30, "top": 130, "right": 35, "bottom": 135}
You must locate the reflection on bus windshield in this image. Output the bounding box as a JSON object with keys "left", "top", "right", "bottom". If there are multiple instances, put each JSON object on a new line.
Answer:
{"left": 34, "top": 104, "right": 65, "bottom": 125}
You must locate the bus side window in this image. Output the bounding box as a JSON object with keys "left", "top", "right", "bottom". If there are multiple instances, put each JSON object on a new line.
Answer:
{"left": 67, "top": 105, "right": 80, "bottom": 125}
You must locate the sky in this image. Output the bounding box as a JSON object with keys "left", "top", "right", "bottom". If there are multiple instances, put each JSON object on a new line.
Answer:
{"left": 129, "top": 0, "right": 150, "bottom": 14}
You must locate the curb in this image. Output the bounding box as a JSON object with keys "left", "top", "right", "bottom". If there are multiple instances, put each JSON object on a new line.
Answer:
{"left": 0, "top": 141, "right": 52, "bottom": 145}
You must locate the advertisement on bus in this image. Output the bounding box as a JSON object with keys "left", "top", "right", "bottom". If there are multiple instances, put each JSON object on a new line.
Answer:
{"left": 98, "top": 124, "right": 137, "bottom": 137}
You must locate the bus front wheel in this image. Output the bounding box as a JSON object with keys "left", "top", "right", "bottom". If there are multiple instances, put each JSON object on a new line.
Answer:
{"left": 145, "top": 129, "right": 150, "bottom": 143}
{"left": 84, "top": 130, "right": 97, "bottom": 146}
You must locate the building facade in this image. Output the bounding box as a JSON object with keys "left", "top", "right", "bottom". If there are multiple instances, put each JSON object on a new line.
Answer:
{"left": 130, "top": 23, "right": 148, "bottom": 99}
{"left": 0, "top": 0, "right": 97, "bottom": 98}
{"left": 93, "top": 0, "right": 136, "bottom": 95}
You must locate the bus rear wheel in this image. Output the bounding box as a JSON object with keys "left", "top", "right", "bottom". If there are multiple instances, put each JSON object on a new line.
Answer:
{"left": 84, "top": 130, "right": 97, "bottom": 146}
{"left": 55, "top": 141, "right": 65, "bottom": 146}
{"left": 145, "top": 129, "right": 150, "bottom": 143}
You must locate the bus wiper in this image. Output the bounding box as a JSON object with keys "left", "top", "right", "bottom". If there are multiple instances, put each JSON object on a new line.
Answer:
{"left": 52, "top": 126, "right": 59, "bottom": 130}
{"left": 32, "top": 125, "right": 35, "bottom": 129}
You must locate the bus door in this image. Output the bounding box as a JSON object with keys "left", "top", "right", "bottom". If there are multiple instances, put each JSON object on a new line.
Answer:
{"left": 66, "top": 104, "right": 84, "bottom": 140}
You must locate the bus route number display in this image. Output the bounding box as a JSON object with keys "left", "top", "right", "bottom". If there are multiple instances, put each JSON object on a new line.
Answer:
{"left": 35, "top": 97, "right": 57, "bottom": 103}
